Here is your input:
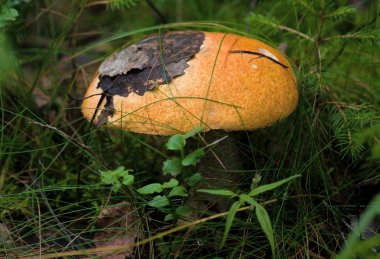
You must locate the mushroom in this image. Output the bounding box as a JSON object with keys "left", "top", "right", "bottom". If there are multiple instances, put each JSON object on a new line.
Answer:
{"left": 82, "top": 31, "right": 298, "bottom": 211}
{"left": 81, "top": 31, "right": 298, "bottom": 135}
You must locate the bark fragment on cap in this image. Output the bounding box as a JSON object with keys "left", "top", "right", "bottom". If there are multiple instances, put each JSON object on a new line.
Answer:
{"left": 98, "top": 31, "right": 205, "bottom": 94}
{"left": 95, "top": 31, "right": 205, "bottom": 125}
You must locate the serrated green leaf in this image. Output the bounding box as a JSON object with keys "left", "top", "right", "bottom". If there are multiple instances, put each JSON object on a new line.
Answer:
{"left": 182, "top": 149, "right": 204, "bottom": 166}
{"left": 249, "top": 175, "right": 300, "bottom": 197}
{"left": 256, "top": 204, "right": 275, "bottom": 257}
{"left": 197, "top": 189, "right": 237, "bottom": 197}
{"left": 100, "top": 166, "right": 134, "bottom": 192}
{"left": 163, "top": 158, "right": 182, "bottom": 176}
{"left": 137, "top": 183, "right": 163, "bottom": 194}
{"left": 168, "top": 186, "right": 188, "bottom": 197}
{"left": 101, "top": 166, "right": 131, "bottom": 177}
{"left": 101, "top": 166, "right": 125, "bottom": 184}
{"left": 186, "top": 173, "right": 203, "bottom": 187}
{"left": 183, "top": 126, "right": 203, "bottom": 139}
{"left": 162, "top": 178, "right": 179, "bottom": 188}
{"left": 166, "top": 134, "right": 186, "bottom": 151}
{"left": 101, "top": 171, "right": 118, "bottom": 184}
{"left": 220, "top": 200, "right": 242, "bottom": 249}
{"left": 148, "top": 195, "right": 170, "bottom": 208}
{"left": 164, "top": 213, "right": 175, "bottom": 221}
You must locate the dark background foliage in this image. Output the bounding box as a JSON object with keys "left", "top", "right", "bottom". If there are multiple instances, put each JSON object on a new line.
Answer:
{"left": 1, "top": 0, "right": 379, "bottom": 258}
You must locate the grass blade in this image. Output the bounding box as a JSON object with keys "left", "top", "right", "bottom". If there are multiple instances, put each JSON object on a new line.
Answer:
{"left": 197, "top": 189, "right": 237, "bottom": 197}
{"left": 248, "top": 175, "right": 301, "bottom": 197}
{"left": 256, "top": 203, "right": 275, "bottom": 257}
{"left": 336, "top": 193, "right": 380, "bottom": 259}
{"left": 220, "top": 200, "right": 242, "bottom": 249}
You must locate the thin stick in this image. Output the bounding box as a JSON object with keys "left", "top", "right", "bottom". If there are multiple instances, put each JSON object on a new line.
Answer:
{"left": 24, "top": 204, "right": 257, "bottom": 259}
{"left": 229, "top": 50, "right": 289, "bottom": 68}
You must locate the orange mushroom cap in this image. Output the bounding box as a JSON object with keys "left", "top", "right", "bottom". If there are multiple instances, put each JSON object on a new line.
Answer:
{"left": 82, "top": 31, "right": 298, "bottom": 135}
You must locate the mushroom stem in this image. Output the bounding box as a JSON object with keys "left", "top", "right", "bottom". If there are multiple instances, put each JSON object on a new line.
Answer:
{"left": 189, "top": 130, "right": 244, "bottom": 213}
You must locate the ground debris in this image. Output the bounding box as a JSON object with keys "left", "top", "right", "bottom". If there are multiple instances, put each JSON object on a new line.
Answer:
{"left": 94, "top": 201, "right": 144, "bottom": 258}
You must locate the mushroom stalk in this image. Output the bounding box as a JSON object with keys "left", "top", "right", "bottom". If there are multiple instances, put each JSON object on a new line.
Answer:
{"left": 188, "top": 130, "right": 244, "bottom": 213}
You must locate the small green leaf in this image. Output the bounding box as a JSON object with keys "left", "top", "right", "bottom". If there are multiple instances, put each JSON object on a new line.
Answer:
{"left": 183, "top": 126, "right": 203, "bottom": 139}
{"left": 250, "top": 173, "right": 262, "bottom": 189}
{"left": 166, "top": 134, "right": 186, "bottom": 151}
{"left": 186, "top": 173, "right": 203, "bottom": 187}
{"left": 168, "top": 186, "right": 188, "bottom": 197}
{"left": 101, "top": 167, "right": 124, "bottom": 184}
{"left": 249, "top": 175, "right": 300, "bottom": 197}
{"left": 111, "top": 182, "right": 122, "bottom": 193}
{"left": 148, "top": 195, "right": 170, "bottom": 208}
{"left": 162, "top": 178, "right": 179, "bottom": 188}
{"left": 101, "top": 171, "right": 118, "bottom": 185}
{"left": 100, "top": 166, "right": 134, "bottom": 192}
{"left": 220, "top": 200, "right": 242, "bottom": 249}
{"left": 256, "top": 204, "right": 275, "bottom": 257}
{"left": 197, "top": 189, "right": 237, "bottom": 197}
{"left": 137, "top": 183, "right": 163, "bottom": 194}
{"left": 122, "top": 174, "right": 135, "bottom": 186}
{"left": 163, "top": 158, "right": 182, "bottom": 176}
{"left": 0, "top": 8, "right": 19, "bottom": 28}
{"left": 175, "top": 206, "right": 191, "bottom": 216}
{"left": 182, "top": 149, "right": 205, "bottom": 166}
{"left": 113, "top": 166, "right": 127, "bottom": 174}
{"left": 164, "top": 213, "right": 175, "bottom": 221}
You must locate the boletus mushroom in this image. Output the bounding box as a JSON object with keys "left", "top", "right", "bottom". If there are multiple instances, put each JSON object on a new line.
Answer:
{"left": 82, "top": 31, "right": 298, "bottom": 134}
{"left": 82, "top": 31, "right": 298, "bottom": 212}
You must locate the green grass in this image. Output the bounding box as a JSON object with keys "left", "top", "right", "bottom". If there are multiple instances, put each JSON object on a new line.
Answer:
{"left": 1, "top": 0, "right": 380, "bottom": 258}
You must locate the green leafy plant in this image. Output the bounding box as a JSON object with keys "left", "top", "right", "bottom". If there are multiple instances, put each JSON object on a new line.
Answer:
{"left": 100, "top": 166, "right": 135, "bottom": 192}
{"left": 98, "top": 127, "right": 205, "bottom": 220}
{"left": 0, "top": 0, "right": 31, "bottom": 28}
{"left": 135, "top": 127, "right": 205, "bottom": 218}
{"left": 0, "top": 6, "right": 18, "bottom": 28}
{"left": 0, "top": 0, "right": 27, "bottom": 82}
{"left": 198, "top": 174, "right": 301, "bottom": 256}
{"left": 163, "top": 126, "right": 205, "bottom": 176}
{"left": 136, "top": 178, "right": 188, "bottom": 212}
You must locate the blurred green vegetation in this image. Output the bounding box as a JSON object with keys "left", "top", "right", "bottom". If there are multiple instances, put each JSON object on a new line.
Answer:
{"left": 0, "top": 0, "right": 379, "bottom": 258}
